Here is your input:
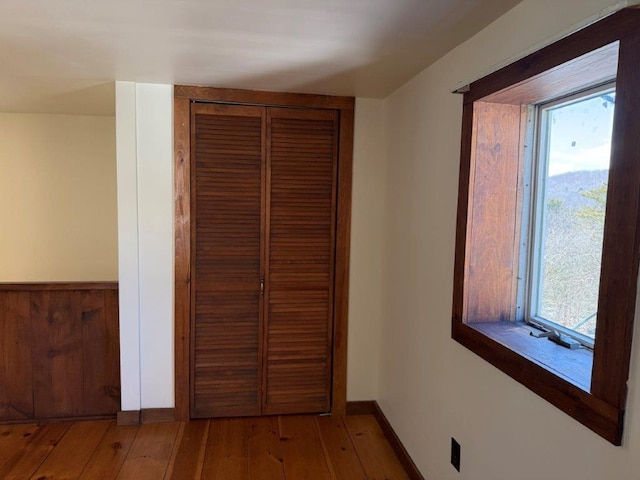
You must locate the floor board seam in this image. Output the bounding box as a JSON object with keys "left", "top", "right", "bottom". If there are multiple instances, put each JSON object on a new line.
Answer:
{"left": 114, "top": 422, "right": 143, "bottom": 480}
{"left": 163, "top": 421, "right": 186, "bottom": 480}
{"left": 160, "top": 423, "right": 183, "bottom": 480}
{"left": 313, "top": 416, "right": 337, "bottom": 480}
{"left": 75, "top": 420, "right": 114, "bottom": 479}
{"left": 194, "top": 419, "right": 211, "bottom": 480}
{"left": 343, "top": 416, "right": 371, "bottom": 480}
{"left": 27, "top": 422, "right": 73, "bottom": 480}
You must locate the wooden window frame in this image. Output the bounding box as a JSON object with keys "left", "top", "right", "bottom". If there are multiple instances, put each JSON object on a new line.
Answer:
{"left": 174, "top": 86, "right": 355, "bottom": 421}
{"left": 452, "top": 7, "right": 640, "bottom": 445}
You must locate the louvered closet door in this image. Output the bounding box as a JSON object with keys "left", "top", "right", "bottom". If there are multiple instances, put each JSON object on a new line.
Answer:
{"left": 191, "top": 104, "right": 265, "bottom": 418}
{"left": 263, "top": 108, "right": 338, "bottom": 414}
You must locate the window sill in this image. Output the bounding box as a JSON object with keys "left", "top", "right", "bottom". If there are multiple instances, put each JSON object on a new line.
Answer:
{"left": 452, "top": 321, "right": 621, "bottom": 444}
{"left": 469, "top": 321, "right": 592, "bottom": 391}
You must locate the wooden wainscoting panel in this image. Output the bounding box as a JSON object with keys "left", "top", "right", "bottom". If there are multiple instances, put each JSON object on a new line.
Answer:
{"left": 0, "top": 283, "right": 120, "bottom": 423}
{"left": 82, "top": 289, "right": 121, "bottom": 415}
{"left": 0, "top": 292, "right": 33, "bottom": 421}
{"left": 31, "top": 290, "right": 121, "bottom": 418}
{"left": 31, "top": 290, "right": 85, "bottom": 418}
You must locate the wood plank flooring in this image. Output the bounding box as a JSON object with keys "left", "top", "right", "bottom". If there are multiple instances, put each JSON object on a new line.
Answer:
{"left": 0, "top": 414, "right": 409, "bottom": 479}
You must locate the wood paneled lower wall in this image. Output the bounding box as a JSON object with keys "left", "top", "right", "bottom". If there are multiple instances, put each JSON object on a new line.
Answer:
{"left": 0, "top": 283, "right": 120, "bottom": 422}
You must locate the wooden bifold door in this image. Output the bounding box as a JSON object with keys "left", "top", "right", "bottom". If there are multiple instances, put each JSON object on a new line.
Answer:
{"left": 191, "top": 103, "right": 338, "bottom": 418}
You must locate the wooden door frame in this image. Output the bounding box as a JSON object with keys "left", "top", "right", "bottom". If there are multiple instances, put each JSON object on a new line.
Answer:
{"left": 173, "top": 85, "right": 355, "bottom": 421}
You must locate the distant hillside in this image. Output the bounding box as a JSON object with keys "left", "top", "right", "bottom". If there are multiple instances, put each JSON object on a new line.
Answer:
{"left": 546, "top": 169, "right": 608, "bottom": 211}
{"left": 536, "top": 168, "right": 608, "bottom": 339}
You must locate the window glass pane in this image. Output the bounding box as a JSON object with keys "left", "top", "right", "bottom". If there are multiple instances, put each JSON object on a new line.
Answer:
{"left": 535, "top": 89, "right": 616, "bottom": 341}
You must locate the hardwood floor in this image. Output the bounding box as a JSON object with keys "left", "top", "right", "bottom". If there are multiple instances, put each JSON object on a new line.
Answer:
{"left": 0, "top": 414, "right": 409, "bottom": 479}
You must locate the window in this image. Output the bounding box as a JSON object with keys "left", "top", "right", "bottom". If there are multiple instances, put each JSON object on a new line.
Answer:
{"left": 526, "top": 85, "right": 616, "bottom": 349}
{"left": 452, "top": 8, "right": 640, "bottom": 445}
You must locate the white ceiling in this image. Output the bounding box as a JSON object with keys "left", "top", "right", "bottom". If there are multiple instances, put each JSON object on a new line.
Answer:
{"left": 0, "top": 0, "right": 522, "bottom": 115}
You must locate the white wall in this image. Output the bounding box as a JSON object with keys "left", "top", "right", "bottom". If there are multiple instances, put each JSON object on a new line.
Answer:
{"left": 0, "top": 113, "right": 117, "bottom": 282}
{"left": 116, "top": 82, "right": 174, "bottom": 411}
{"left": 379, "top": 1, "right": 640, "bottom": 479}
{"left": 347, "top": 98, "right": 387, "bottom": 400}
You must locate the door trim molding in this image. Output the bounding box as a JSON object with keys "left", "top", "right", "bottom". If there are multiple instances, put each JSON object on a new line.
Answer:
{"left": 173, "top": 86, "right": 355, "bottom": 420}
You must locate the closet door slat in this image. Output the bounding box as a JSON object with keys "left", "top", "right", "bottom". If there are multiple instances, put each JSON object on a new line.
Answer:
{"left": 191, "top": 104, "right": 265, "bottom": 418}
{"left": 263, "top": 108, "right": 338, "bottom": 414}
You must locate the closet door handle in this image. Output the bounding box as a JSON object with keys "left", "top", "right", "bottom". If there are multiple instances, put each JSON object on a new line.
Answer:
{"left": 260, "top": 277, "right": 265, "bottom": 295}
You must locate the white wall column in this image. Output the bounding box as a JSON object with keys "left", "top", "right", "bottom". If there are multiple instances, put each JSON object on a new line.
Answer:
{"left": 136, "top": 84, "right": 174, "bottom": 408}
{"left": 116, "top": 81, "right": 174, "bottom": 411}
{"left": 115, "top": 81, "right": 142, "bottom": 411}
